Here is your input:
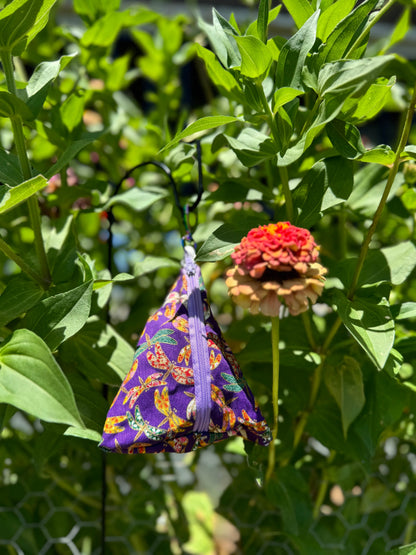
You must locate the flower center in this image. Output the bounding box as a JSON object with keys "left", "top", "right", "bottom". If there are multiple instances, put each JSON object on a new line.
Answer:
{"left": 259, "top": 267, "right": 300, "bottom": 283}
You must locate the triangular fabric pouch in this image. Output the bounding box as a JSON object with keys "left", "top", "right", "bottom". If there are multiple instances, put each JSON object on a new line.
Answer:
{"left": 100, "top": 246, "right": 271, "bottom": 453}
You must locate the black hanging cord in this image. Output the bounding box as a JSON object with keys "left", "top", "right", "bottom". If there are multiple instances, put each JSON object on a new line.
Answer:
{"left": 111, "top": 140, "right": 204, "bottom": 229}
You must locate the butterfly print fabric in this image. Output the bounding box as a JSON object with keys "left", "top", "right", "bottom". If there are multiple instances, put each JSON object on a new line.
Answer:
{"left": 100, "top": 248, "right": 271, "bottom": 454}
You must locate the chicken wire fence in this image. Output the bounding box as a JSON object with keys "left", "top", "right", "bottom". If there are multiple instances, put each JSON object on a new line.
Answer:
{"left": 1, "top": 427, "right": 415, "bottom": 555}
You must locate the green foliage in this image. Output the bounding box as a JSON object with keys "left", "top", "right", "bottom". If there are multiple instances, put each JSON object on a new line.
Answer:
{"left": 1, "top": 0, "right": 416, "bottom": 553}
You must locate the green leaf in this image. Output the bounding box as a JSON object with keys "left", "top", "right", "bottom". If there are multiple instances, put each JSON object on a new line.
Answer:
{"left": 266, "top": 468, "right": 309, "bottom": 535}
{"left": 0, "top": 174, "right": 48, "bottom": 214}
{"left": 198, "top": 17, "right": 229, "bottom": 68}
{"left": 0, "top": 0, "right": 57, "bottom": 54}
{"left": 380, "top": 6, "right": 411, "bottom": 55}
{"left": 275, "top": 105, "right": 293, "bottom": 153}
{"left": 347, "top": 164, "right": 401, "bottom": 217}
{"left": 281, "top": 0, "right": 314, "bottom": 28}
{"left": 60, "top": 91, "right": 86, "bottom": 133}
{"left": 387, "top": 542, "right": 416, "bottom": 555}
{"left": 160, "top": 116, "right": 241, "bottom": 153}
{"left": 74, "top": 0, "right": 121, "bottom": 21}
{"left": 341, "top": 77, "right": 396, "bottom": 124}
{"left": 318, "top": 56, "right": 395, "bottom": 98}
{"left": 0, "top": 91, "right": 34, "bottom": 121}
{"left": 360, "top": 480, "right": 400, "bottom": 514}
{"left": 81, "top": 9, "right": 155, "bottom": 47}
{"left": 195, "top": 44, "right": 243, "bottom": 102}
{"left": 45, "top": 217, "right": 78, "bottom": 284}
{"left": 93, "top": 272, "right": 134, "bottom": 290}
{"left": 64, "top": 426, "right": 102, "bottom": 442}
{"left": 0, "top": 148, "right": 23, "bottom": 186}
{"left": 293, "top": 157, "right": 354, "bottom": 227}
{"left": 0, "top": 274, "right": 44, "bottom": 328}
{"left": 324, "top": 356, "right": 365, "bottom": 437}
{"left": 212, "top": 8, "right": 241, "bottom": 67}
{"left": 235, "top": 35, "right": 272, "bottom": 79}
{"left": 327, "top": 120, "right": 365, "bottom": 159}
{"left": 332, "top": 241, "right": 416, "bottom": 291}
{"left": 0, "top": 329, "right": 84, "bottom": 428}
{"left": 278, "top": 92, "right": 350, "bottom": 164}
{"left": 276, "top": 10, "right": 319, "bottom": 90}
{"left": 26, "top": 54, "right": 77, "bottom": 117}
{"left": 198, "top": 9, "right": 241, "bottom": 68}
{"left": 221, "top": 128, "right": 277, "bottom": 167}
{"left": 362, "top": 242, "right": 416, "bottom": 287}
{"left": 404, "top": 145, "right": 416, "bottom": 159}
{"left": 66, "top": 371, "right": 108, "bottom": 432}
{"left": 333, "top": 292, "right": 395, "bottom": 370}
{"left": 257, "top": 0, "right": 270, "bottom": 43}
{"left": 58, "top": 317, "right": 134, "bottom": 385}
{"left": 105, "top": 186, "right": 168, "bottom": 212}
{"left": 133, "top": 256, "right": 179, "bottom": 277}
{"left": 21, "top": 281, "right": 93, "bottom": 351}
{"left": 352, "top": 370, "right": 407, "bottom": 460}
{"left": 392, "top": 302, "right": 416, "bottom": 321}
{"left": 357, "top": 145, "right": 396, "bottom": 166}
{"left": 196, "top": 219, "right": 265, "bottom": 262}
{"left": 24, "top": 0, "right": 58, "bottom": 47}
{"left": 317, "top": 0, "right": 380, "bottom": 63}
{"left": 316, "top": 0, "right": 355, "bottom": 41}
{"left": 44, "top": 131, "right": 103, "bottom": 179}
{"left": 273, "top": 87, "right": 304, "bottom": 113}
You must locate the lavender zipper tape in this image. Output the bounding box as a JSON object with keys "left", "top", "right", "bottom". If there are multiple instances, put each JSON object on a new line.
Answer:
{"left": 183, "top": 246, "right": 211, "bottom": 432}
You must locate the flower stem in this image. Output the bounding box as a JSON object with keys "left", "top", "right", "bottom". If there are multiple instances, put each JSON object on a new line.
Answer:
{"left": 0, "top": 236, "right": 48, "bottom": 288}
{"left": 0, "top": 51, "right": 51, "bottom": 286}
{"left": 266, "top": 315, "right": 280, "bottom": 483}
{"left": 347, "top": 82, "right": 416, "bottom": 299}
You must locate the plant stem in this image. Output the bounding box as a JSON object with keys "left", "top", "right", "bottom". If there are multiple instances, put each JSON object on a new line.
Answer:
{"left": 290, "top": 85, "right": 416, "bottom": 456}
{"left": 0, "top": 236, "right": 48, "bottom": 288}
{"left": 347, "top": 82, "right": 416, "bottom": 299}
{"left": 302, "top": 311, "right": 316, "bottom": 351}
{"left": 313, "top": 471, "right": 329, "bottom": 519}
{"left": 293, "top": 361, "right": 323, "bottom": 450}
{"left": 344, "top": 0, "right": 398, "bottom": 59}
{"left": 0, "top": 51, "right": 51, "bottom": 285}
{"left": 266, "top": 315, "right": 280, "bottom": 483}
{"left": 257, "top": 82, "right": 294, "bottom": 220}
{"left": 278, "top": 165, "right": 294, "bottom": 221}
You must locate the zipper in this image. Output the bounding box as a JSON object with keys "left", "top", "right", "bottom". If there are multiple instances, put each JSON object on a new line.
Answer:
{"left": 183, "top": 246, "right": 211, "bottom": 432}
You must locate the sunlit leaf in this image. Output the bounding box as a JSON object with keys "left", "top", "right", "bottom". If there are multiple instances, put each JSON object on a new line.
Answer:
{"left": 281, "top": 0, "right": 314, "bottom": 28}
{"left": 0, "top": 174, "right": 48, "bottom": 214}
{"left": 276, "top": 10, "right": 319, "bottom": 90}
{"left": 160, "top": 116, "right": 241, "bottom": 152}
{"left": 333, "top": 292, "right": 395, "bottom": 370}
{"left": 235, "top": 35, "right": 272, "bottom": 79}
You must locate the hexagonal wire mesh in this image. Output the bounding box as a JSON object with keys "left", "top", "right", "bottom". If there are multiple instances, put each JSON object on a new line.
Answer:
{"left": 1, "top": 433, "right": 415, "bottom": 554}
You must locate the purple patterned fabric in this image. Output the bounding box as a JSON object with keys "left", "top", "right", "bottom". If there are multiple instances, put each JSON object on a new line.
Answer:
{"left": 100, "top": 251, "right": 271, "bottom": 454}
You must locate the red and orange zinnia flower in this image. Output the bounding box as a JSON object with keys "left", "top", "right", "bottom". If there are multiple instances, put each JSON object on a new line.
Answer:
{"left": 225, "top": 222, "right": 327, "bottom": 317}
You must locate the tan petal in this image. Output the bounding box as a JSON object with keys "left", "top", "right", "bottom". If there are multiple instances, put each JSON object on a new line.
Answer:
{"left": 260, "top": 292, "right": 281, "bottom": 317}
